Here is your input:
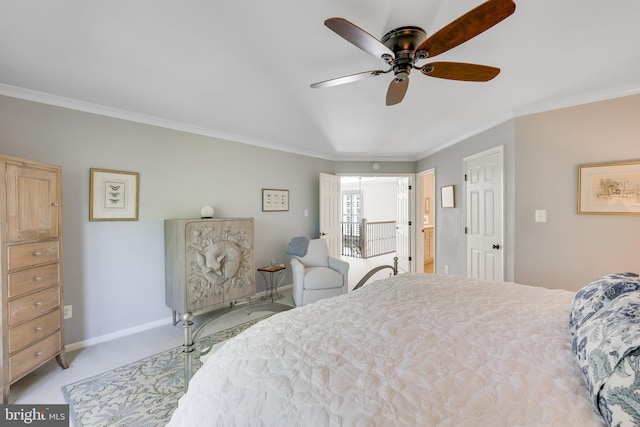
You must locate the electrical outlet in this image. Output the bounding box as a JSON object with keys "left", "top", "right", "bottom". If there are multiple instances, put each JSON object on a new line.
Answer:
{"left": 444, "top": 265, "right": 449, "bottom": 274}
{"left": 64, "top": 305, "right": 72, "bottom": 319}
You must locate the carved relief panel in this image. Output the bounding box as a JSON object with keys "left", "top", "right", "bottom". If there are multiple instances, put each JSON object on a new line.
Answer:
{"left": 164, "top": 218, "right": 254, "bottom": 320}
{"left": 185, "top": 219, "right": 253, "bottom": 310}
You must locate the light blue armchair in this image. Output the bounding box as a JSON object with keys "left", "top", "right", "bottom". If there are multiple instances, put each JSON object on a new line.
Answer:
{"left": 290, "top": 239, "right": 349, "bottom": 306}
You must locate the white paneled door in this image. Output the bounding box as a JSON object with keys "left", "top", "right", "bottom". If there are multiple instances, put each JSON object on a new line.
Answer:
{"left": 465, "top": 147, "right": 504, "bottom": 281}
{"left": 319, "top": 173, "right": 341, "bottom": 258}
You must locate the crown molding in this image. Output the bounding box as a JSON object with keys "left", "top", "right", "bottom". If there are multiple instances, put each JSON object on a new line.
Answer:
{"left": 0, "top": 84, "right": 334, "bottom": 161}
{"left": 2, "top": 82, "right": 639, "bottom": 163}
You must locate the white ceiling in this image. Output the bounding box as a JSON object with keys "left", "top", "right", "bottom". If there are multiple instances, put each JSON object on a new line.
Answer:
{"left": 1, "top": 0, "right": 639, "bottom": 161}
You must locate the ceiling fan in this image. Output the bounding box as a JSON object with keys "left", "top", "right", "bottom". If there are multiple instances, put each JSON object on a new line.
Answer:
{"left": 310, "top": 0, "right": 516, "bottom": 106}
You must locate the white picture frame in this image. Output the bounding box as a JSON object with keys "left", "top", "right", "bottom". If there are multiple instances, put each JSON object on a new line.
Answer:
{"left": 262, "top": 189, "right": 289, "bottom": 212}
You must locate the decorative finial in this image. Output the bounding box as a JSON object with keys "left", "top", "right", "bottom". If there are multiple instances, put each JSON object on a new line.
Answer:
{"left": 200, "top": 205, "right": 214, "bottom": 218}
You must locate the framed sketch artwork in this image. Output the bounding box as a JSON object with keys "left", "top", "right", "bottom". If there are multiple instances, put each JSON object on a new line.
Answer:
{"left": 578, "top": 161, "right": 640, "bottom": 215}
{"left": 262, "top": 189, "right": 289, "bottom": 212}
{"left": 90, "top": 168, "right": 139, "bottom": 221}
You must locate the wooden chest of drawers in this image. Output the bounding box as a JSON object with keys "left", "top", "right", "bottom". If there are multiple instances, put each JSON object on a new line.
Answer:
{"left": 1, "top": 155, "right": 68, "bottom": 404}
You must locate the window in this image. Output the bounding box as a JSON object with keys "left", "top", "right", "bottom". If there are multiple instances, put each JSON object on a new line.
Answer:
{"left": 342, "top": 190, "right": 361, "bottom": 224}
{"left": 342, "top": 190, "right": 362, "bottom": 257}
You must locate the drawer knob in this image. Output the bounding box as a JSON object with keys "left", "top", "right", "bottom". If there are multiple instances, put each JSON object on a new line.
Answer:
{"left": 33, "top": 251, "right": 42, "bottom": 257}
{"left": 33, "top": 276, "right": 42, "bottom": 281}
{"left": 33, "top": 301, "right": 43, "bottom": 307}
{"left": 35, "top": 351, "right": 43, "bottom": 357}
{"left": 35, "top": 326, "right": 43, "bottom": 332}
{"left": 51, "top": 202, "right": 60, "bottom": 207}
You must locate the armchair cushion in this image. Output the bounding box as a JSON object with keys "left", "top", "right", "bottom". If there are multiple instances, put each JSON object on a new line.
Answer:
{"left": 302, "top": 267, "right": 344, "bottom": 290}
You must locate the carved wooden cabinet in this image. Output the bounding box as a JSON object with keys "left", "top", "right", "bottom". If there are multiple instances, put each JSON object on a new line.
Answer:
{"left": 1, "top": 154, "right": 68, "bottom": 403}
{"left": 164, "top": 218, "right": 255, "bottom": 324}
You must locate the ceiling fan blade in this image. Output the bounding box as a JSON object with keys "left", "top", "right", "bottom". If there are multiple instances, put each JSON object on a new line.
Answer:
{"left": 386, "top": 78, "right": 409, "bottom": 106}
{"left": 421, "top": 62, "right": 500, "bottom": 81}
{"left": 416, "top": 0, "right": 516, "bottom": 58}
{"left": 311, "top": 70, "right": 386, "bottom": 89}
{"left": 325, "top": 17, "right": 394, "bottom": 59}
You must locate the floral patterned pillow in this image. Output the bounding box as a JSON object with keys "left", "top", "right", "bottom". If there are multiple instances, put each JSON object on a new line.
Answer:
{"left": 598, "top": 349, "right": 640, "bottom": 427}
{"left": 569, "top": 272, "right": 640, "bottom": 336}
{"left": 572, "top": 292, "right": 640, "bottom": 426}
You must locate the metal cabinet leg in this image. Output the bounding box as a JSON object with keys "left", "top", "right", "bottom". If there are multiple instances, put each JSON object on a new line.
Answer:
{"left": 183, "top": 312, "right": 194, "bottom": 390}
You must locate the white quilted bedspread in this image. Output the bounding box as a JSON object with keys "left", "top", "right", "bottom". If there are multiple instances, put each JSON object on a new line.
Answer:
{"left": 168, "top": 274, "right": 604, "bottom": 426}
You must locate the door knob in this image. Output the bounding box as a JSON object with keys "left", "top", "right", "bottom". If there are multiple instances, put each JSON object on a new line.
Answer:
{"left": 492, "top": 244, "right": 501, "bottom": 249}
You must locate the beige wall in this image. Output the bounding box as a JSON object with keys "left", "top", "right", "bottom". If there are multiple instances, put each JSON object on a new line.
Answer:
{"left": 417, "top": 121, "right": 516, "bottom": 279}
{"left": 416, "top": 94, "right": 640, "bottom": 291}
{"left": 0, "top": 95, "right": 334, "bottom": 344}
{"left": 514, "top": 94, "right": 640, "bottom": 290}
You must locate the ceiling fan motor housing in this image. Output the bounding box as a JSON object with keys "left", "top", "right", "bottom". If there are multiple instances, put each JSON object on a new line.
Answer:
{"left": 381, "top": 26, "right": 427, "bottom": 80}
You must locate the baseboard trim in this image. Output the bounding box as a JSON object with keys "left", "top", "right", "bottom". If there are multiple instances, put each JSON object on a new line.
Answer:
{"left": 65, "top": 284, "right": 293, "bottom": 352}
{"left": 64, "top": 317, "right": 174, "bottom": 353}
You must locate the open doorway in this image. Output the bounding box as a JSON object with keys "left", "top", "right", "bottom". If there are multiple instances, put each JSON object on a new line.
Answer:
{"left": 339, "top": 175, "right": 411, "bottom": 289}
{"left": 418, "top": 170, "right": 435, "bottom": 273}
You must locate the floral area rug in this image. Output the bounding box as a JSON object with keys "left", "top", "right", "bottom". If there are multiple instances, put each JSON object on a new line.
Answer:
{"left": 62, "top": 315, "right": 272, "bottom": 426}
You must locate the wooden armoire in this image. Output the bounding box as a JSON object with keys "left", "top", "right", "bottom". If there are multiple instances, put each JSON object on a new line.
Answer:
{"left": 0, "top": 154, "right": 68, "bottom": 404}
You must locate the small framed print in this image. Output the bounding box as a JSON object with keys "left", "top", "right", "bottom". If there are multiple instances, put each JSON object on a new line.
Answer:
{"left": 90, "top": 168, "right": 139, "bottom": 221}
{"left": 441, "top": 185, "right": 455, "bottom": 208}
{"left": 262, "top": 189, "right": 289, "bottom": 212}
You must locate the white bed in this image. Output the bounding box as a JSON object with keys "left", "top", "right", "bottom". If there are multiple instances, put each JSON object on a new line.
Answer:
{"left": 168, "top": 273, "right": 608, "bottom": 426}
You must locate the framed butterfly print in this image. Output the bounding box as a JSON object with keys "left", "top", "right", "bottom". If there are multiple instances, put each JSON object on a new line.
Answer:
{"left": 90, "top": 168, "right": 139, "bottom": 221}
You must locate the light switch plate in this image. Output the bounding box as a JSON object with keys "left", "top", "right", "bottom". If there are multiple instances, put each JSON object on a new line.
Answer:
{"left": 535, "top": 210, "right": 547, "bottom": 223}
